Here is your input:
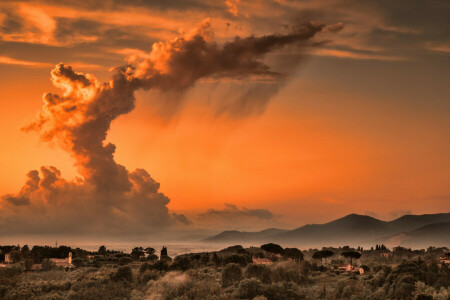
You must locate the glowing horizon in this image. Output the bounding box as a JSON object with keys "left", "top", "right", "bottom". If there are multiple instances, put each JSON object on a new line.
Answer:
{"left": 0, "top": 0, "right": 449, "bottom": 241}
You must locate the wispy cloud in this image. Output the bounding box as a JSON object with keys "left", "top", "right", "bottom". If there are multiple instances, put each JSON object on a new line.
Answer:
{"left": 0, "top": 56, "right": 52, "bottom": 68}
{"left": 311, "top": 49, "right": 408, "bottom": 61}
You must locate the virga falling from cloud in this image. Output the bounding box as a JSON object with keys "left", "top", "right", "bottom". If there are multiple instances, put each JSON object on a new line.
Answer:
{"left": 0, "top": 19, "right": 341, "bottom": 238}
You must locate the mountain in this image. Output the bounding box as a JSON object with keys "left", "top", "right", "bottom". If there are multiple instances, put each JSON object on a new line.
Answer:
{"left": 203, "top": 228, "right": 288, "bottom": 243}
{"left": 387, "top": 213, "right": 450, "bottom": 232}
{"left": 202, "top": 212, "right": 450, "bottom": 248}
{"left": 383, "top": 221, "right": 450, "bottom": 248}
{"left": 275, "top": 214, "right": 390, "bottom": 245}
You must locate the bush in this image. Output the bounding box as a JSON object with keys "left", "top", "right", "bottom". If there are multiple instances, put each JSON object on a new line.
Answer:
{"left": 225, "top": 254, "right": 251, "bottom": 266}
{"left": 238, "top": 278, "right": 264, "bottom": 299}
{"left": 222, "top": 263, "right": 242, "bottom": 287}
{"left": 41, "top": 259, "right": 56, "bottom": 271}
{"left": 118, "top": 256, "right": 132, "bottom": 266}
{"left": 245, "top": 264, "right": 272, "bottom": 284}
{"left": 172, "top": 256, "right": 192, "bottom": 271}
{"left": 72, "top": 257, "right": 84, "bottom": 268}
{"left": 111, "top": 266, "right": 133, "bottom": 282}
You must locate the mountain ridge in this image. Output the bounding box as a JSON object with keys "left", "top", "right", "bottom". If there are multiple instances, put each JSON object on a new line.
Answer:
{"left": 202, "top": 212, "right": 450, "bottom": 248}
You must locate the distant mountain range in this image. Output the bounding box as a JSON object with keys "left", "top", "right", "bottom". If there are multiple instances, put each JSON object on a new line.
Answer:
{"left": 202, "top": 213, "right": 450, "bottom": 248}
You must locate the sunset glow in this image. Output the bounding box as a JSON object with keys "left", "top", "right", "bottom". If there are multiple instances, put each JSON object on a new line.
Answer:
{"left": 0, "top": 0, "right": 449, "bottom": 243}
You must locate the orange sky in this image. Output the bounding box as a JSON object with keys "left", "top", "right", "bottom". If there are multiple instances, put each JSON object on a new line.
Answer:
{"left": 0, "top": 0, "right": 449, "bottom": 237}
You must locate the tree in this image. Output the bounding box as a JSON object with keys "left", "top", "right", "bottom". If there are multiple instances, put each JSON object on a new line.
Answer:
{"left": 72, "top": 257, "right": 84, "bottom": 268}
{"left": 98, "top": 245, "right": 106, "bottom": 254}
{"left": 222, "top": 263, "right": 243, "bottom": 287}
{"left": 144, "top": 247, "right": 155, "bottom": 256}
{"left": 172, "top": 256, "right": 192, "bottom": 271}
{"left": 283, "top": 248, "right": 304, "bottom": 262}
{"left": 313, "top": 250, "right": 334, "bottom": 264}
{"left": 24, "top": 258, "right": 33, "bottom": 271}
{"left": 312, "top": 251, "right": 323, "bottom": 262}
{"left": 225, "top": 254, "right": 251, "bottom": 266}
{"left": 341, "top": 251, "right": 361, "bottom": 266}
{"left": 9, "top": 250, "right": 22, "bottom": 263}
{"left": 131, "top": 247, "right": 145, "bottom": 260}
{"left": 260, "top": 243, "right": 284, "bottom": 255}
{"left": 322, "top": 250, "right": 334, "bottom": 263}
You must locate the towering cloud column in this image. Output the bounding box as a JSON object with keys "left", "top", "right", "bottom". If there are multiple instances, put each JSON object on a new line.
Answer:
{"left": 0, "top": 20, "right": 342, "bottom": 237}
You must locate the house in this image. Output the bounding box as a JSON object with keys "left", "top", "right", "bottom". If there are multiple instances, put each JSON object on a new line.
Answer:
{"left": 440, "top": 254, "right": 450, "bottom": 265}
{"left": 49, "top": 252, "right": 73, "bottom": 268}
{"left": 4, "top": 253, "right": 12, "bottom": 264}
{"left": 31, "top": 264, "right": 43, "bottom": 271}
{"left": 379, "top": 252, "right": 392, "bottom": 258}
{"left": 338, "top": 264, "right": 364, "bottom": 274}
{"left": 252, "top": 257, "right": 273, "bottom": 265}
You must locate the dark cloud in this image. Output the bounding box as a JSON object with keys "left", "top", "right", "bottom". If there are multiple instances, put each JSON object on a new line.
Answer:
{"left": 131, "top": 19, "right": 338, "bottom": 116}
{"left": 172, "top": 213, "right": 193, "bottom": 225}
{"left": 1, "top": 195, "right": 30, "bottom": 206}
{"left": 201, "top": 203, "right": 274, "bottom": 220}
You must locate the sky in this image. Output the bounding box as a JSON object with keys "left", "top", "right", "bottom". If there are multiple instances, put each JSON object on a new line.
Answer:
{"left": 0, "top": 0, "right": 449, "bottom": 243}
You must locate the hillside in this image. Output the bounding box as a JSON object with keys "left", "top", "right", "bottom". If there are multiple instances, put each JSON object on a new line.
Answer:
{"left": 202, "top": 212, "right": 450, "bottom": 248}
{"left": 203, "top": 228, "right": 288, "bottom": 243}
{"left": 384, "top": 221, "right": 450, "bottom": 248}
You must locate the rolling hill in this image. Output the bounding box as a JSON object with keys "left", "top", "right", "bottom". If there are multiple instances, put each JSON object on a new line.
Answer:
{"left": 202, "top": 212, "right": 450, "bottom": 248}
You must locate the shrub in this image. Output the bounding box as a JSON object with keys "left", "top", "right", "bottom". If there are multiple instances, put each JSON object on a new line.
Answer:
{"left": 225, "top": 254, "right": 251, "bottom": 266}
{"left": 222, "top": 263, "right": 242, "bottom": 287}
{"left": 118, "top": 256, "right": 132, "bottom": 266}
{"left": 111, "top": 266, "right": 133, "bottom": 282}
{"left": 245, "top": 264, "right": 272, "bottom": 284}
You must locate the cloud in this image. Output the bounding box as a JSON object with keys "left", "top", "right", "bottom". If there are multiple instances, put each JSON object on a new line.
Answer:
{"left": 172, "top": 213, "right": 193, "bottom": 225}
{"left": 1, "top": 19, "right": 338, "bottom": 238}
{"left": 225, "top": 0, "right": 240, "bottom": 16}
{"left": 201, "top": 203, "right": 274, "bottom": 220}
{"left": 311, "top": 49, "right": 407, "bottom": 61}
{"left": 1, "top": 195, "right": 30, "bottom": 206}
{"left": 130, "top": 19, "right": 339, "bottom": 116}
{"left": 424, "top": 42, "right": 450, "bottom": 54}
{"left": 0, "top": 56, "right": 53, "bottom": 68}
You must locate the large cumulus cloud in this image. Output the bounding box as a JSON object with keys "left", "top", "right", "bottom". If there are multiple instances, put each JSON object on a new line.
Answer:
{"left": 0, "top": 19, "right": 340, "bottom": 238}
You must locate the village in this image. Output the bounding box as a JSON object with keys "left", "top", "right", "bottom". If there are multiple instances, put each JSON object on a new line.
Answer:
{"left": 0, "top": 242, "right": 449, "bottom": 299}
{"left": 1, "top": 242, "right": 449, "bottom": 273}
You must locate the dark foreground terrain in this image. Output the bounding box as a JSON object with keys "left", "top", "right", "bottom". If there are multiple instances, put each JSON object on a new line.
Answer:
{"left": 0, "top": 243, "right": 449, "bottom": 299}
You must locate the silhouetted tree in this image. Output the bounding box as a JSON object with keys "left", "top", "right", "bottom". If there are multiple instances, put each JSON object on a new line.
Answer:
{"left": 131, "top": 247, "right": 144, "bottom": 260}
{"left": 98, "top": 245, "right": 106, "bottom": 254}
{"left": 260, "top": 243, "right": 284, "bottom": 255}
{"left": 283, "top": 248, "right": 304, "bottom": 262}
{"left": 341, "top": 251, "right": 361, "bottom": 266}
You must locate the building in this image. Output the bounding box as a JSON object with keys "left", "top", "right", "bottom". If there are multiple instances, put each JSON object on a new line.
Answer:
{"left": 440, "top": 254, "right": 450, "bottom": 265}
{"left": 252, "top": 257, "right": 273, "bottom": 265}
{"left": 338, "top": 264, "right": 364, "bottom": 274}
{"left": 4, "top": 253, "right": 12, "bottom": 264}
{"left": 49, "top": 252, "right": 73, "bottom": 268}
{"left": 380, "top": 252, "right": 392, "bottom": 258}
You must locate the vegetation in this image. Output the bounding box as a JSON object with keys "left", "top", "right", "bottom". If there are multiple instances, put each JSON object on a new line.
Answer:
{"left": 0, "top": 243, "right": 449, "bottom": 299}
